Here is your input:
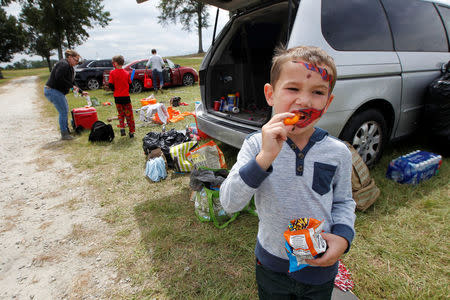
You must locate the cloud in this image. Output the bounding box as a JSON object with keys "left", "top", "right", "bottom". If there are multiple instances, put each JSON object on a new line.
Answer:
{"left": 2, "top": 0, "right": 229, "bottom": 66}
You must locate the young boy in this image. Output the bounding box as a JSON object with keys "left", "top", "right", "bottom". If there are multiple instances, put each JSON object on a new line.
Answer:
{"left": 109, "top": 55, "right": 135, "bottom": 138}
{"left": 220, "top": 46, "right": 356, "bottom": 299}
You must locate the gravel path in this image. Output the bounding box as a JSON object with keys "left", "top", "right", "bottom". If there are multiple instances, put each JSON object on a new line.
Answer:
{"left": 0, "top": 77, "right": 130, "bottom": 299}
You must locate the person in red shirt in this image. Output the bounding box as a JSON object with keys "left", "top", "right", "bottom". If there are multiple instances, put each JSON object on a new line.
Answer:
{"left": 109, "top": 55, "right": 135, "bottom": 138}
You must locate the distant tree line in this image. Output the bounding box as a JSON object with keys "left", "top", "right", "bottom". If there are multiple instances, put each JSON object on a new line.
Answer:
{"left": 1, "top": 0, "right": 220, "bottom": 78}
{"left": 0, "top": 0, "right": 111, "bottom": 77}
{"left": 1, "top": 58, "right": 59, "bottom": 70}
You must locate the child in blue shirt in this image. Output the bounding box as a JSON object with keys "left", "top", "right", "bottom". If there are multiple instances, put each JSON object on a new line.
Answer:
{"left": 220, "top": 46, "right": 356, "bottom": 299}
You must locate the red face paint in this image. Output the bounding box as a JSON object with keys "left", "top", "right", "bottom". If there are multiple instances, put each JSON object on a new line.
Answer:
{"left": 292, "top": 61, "right": 333, "bottom": 86}
{"left": 285, "top": 61, "right": 333, "bottom": 127}
{"left": 290, "top": 107, "right": 325, "bottom": 128}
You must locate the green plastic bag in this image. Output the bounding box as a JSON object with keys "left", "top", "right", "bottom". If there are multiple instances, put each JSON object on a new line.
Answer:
{"left": 192, "top": 186, "right": 257, "bottom": 229}
{"left": 191, "top": 167, "right": 257, "bottom": 228}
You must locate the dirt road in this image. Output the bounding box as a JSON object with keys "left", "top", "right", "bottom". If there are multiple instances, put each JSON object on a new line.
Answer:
{"left": 0, "top": 77, "right": 130, "bottom": 299}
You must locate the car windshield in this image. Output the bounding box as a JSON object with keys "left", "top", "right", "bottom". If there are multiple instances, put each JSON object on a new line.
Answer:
{"left": 165, "top": 59, "right": 175, "bottom": 68}
{"left": 76, "top": 60, "right": 93, "bottom": 68}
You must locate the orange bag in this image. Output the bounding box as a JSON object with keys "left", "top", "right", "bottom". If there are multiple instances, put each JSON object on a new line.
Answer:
{"left": 283, "top": 218, "right": 327, "bottom": 257}
{"left": 141, "top": 98, "right": 157, "bottom": 106}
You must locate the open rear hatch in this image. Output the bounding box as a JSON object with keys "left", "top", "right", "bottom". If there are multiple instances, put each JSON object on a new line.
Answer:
{"left": 201, "top": 1, "right": 297, "bottom": 127}
{"left": 196, "top": 0, "right": 271, "bottom": 13}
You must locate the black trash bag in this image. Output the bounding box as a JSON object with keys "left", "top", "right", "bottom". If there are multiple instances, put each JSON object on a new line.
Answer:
{"left": 424, "top": 61, "right": 450, "bottom": 156}
{"left": 189, "top": 168, "right": 229, "bottom": 191}
{"left": 142, "top": 129, "right": 191, "bottom": 168}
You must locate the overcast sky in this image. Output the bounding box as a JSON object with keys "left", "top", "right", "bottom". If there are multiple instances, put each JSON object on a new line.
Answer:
{"left": 3, "top": 0, "right": 229, "bottom": 65}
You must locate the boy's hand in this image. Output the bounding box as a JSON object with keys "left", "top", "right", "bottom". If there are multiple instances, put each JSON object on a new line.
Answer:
{"left": 304, "top": 233, "right": 348, "bottom": 267}
{"left": 81, "top": 91, "right": 89, "bottom": 96}
{"left": 256, "top": 112, "right": 295, "bottom": 170}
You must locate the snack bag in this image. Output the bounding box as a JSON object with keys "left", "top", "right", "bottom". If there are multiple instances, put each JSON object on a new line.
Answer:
{"left": 169, "top": 141, "right": 198, "bottom": 172}
{"left": 283, "top": 218, "right": 327, "bottom": 273}
{"left": 186, "top": 140, "right": 227, "bottom": 170}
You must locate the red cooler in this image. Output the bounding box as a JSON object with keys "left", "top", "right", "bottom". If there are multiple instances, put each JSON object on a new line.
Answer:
{"left": 72, "top": 107, "right": 98, "bottom": 129}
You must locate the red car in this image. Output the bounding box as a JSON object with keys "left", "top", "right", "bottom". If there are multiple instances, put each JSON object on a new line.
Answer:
{"left": 103, "top": 58, "right": 199, "bottom": 93}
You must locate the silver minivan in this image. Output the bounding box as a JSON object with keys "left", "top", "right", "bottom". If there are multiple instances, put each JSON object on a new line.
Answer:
{"left": 196, "top": 0, "right": 450, "bottom": 166}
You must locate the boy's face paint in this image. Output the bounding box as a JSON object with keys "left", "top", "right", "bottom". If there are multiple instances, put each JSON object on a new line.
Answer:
{"left": 265, "top": 60, "right": 334, "bottom": 131}
{"left": 292, "top": 61, "right": 333, "bottom": 87}
{"left": 290, "top": 107, "right": 325, "bottom": 128}
{"left": 289, "top": 61, "right": 333, "bottom": 128}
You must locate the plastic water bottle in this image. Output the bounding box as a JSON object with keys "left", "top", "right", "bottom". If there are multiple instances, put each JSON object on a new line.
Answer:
{"left": 387, "top": 150, "right": 442, "bottom": 184}
{"left": 418, "top": 162, "right": 425, "bottom": 183}
{"left": 389, "top": 169, "right": 403, "bottom": 183}
{"left": 436, "top": 155, "right": 442, "bottom": 175}
{"left": 86, "top": 95, "right": 92, "bottom": 107}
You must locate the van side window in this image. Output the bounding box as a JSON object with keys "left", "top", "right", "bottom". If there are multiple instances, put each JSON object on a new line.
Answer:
{"left": 382, "top": 0, "right": 448, "bottom": 52}
{"left": 321, "top": 0, "right": 393, "bottom": 51}
{"left": 437, "top": 5, "right": 450, "bottom": 45}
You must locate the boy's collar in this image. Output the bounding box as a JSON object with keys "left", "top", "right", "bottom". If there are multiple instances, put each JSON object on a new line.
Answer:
{"left": 310, "top": 127, "right": 328, "bottom": 142}
{"left": 287, "top": 127, "right": 328, "bottom": 145}
{"left": 285, "top": 128, "right": 328, "bottom": 169}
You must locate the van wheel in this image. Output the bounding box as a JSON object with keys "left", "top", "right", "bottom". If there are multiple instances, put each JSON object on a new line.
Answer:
{"left": 340, "top": 109, "right": 387, "bottom": 167}
{"left": 87, "top": 78, "right": 100, "bottom": 90}
{"left": 182, "top": 73, "right": 194, "bottom": 86}
{"left": 131, "top": 80, "right": 143, "bottom": 93}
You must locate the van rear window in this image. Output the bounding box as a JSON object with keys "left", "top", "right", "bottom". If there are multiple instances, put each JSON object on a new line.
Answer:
{"left": 437, "top": 5, "right": 450, "bottom": 45}
{"left": 321, "top": 0, "right": 393, "bottom": 51}
{"left": 382, "top": 0, "right": 448, "bottom": 52}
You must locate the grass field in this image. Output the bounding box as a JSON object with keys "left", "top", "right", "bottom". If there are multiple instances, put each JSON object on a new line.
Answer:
{"left": 5, "top": 59, "right": 449, "bottom": 299}
{"left": 0, "top": 67, "right": 50, "bottom": 86}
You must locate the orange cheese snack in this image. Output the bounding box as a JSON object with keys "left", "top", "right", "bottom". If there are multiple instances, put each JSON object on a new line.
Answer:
{"left": 284, "top": 113, "right": 300, "bottom": 125}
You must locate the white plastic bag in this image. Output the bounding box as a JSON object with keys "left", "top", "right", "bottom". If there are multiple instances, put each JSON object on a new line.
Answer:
{"left": 139, "top": 103, "right": 169, "bottom": 124}
{"left": 145, "top": 157, "right": 167, "bottom": 182}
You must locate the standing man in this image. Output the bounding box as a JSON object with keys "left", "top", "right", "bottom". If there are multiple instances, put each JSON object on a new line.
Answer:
{"left": 145, "top": 49, "right": 165, "bottom": 94}
{"left": 44, "top": 49, "right": 88, "bottom": 140}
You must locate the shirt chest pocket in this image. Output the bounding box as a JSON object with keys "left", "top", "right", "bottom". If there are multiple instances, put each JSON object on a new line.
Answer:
{"left": 312, "top": 162, "right": 337, "bottom": 195}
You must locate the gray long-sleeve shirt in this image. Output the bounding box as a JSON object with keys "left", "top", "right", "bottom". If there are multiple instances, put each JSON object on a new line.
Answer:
{"left": 220, "top": 128, "right": 356, "bottom": 284}
{"left": 146, "top": 54, "right": 165, "bottom": 72}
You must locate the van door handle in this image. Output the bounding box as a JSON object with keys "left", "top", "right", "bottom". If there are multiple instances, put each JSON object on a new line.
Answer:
{"left": 441, "top": 62, "right": 448, "bottom": 73}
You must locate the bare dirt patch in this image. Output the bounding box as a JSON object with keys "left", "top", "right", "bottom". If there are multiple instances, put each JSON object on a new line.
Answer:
{"left": 0, "top": 77, "right": 132, "bottom": 299}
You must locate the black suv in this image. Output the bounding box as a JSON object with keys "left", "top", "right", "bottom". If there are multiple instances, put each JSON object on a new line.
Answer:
{"left": 75, "top": 59, "right": 114, "bottom": 90}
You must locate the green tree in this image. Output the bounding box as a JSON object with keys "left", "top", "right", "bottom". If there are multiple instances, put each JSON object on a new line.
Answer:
{"left": 31, "top": 36, "right": 56, "bottom": 72}
{"left": 0, "top": 5, "right": 27, "bottom": 78}
{"left": 157, "top": 0, "right": 209, "bottom": 53}
{"left": 21, "top": 0, "right": 111, "bottom": 60}
{"left": 20, "top": 4, "right": 58, "bottom": 71}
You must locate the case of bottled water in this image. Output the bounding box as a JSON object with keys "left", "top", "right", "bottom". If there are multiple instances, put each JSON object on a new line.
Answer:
{"left": 386, "top": 150, "right": 442, "bottom": 184}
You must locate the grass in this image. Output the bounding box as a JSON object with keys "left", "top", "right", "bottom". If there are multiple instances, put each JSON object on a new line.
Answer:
{"left": 6, "top": 57, "right": 449, "bottom": 299}
{"left": 0, "top": 68, "right": 50, "bottom": 86}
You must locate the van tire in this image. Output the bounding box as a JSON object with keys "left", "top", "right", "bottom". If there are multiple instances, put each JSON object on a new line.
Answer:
{"left": 340, "top": 109, "right": 387, "bottom": 167}
{"left": 131, "top": 80, "right": 143, "bottom": 93}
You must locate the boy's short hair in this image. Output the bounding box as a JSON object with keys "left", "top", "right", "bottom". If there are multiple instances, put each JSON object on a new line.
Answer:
{"left": 151, "top": 49, "right": 156, "bottom": 54}
{"left": 270, "top": 45, "right": 337, "bottom": 92}
{"left": 64, "top": 49, "right": 80, "bottom": 59}
{"left": 112, "top": 55, "right": 125, "bottom": 66}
